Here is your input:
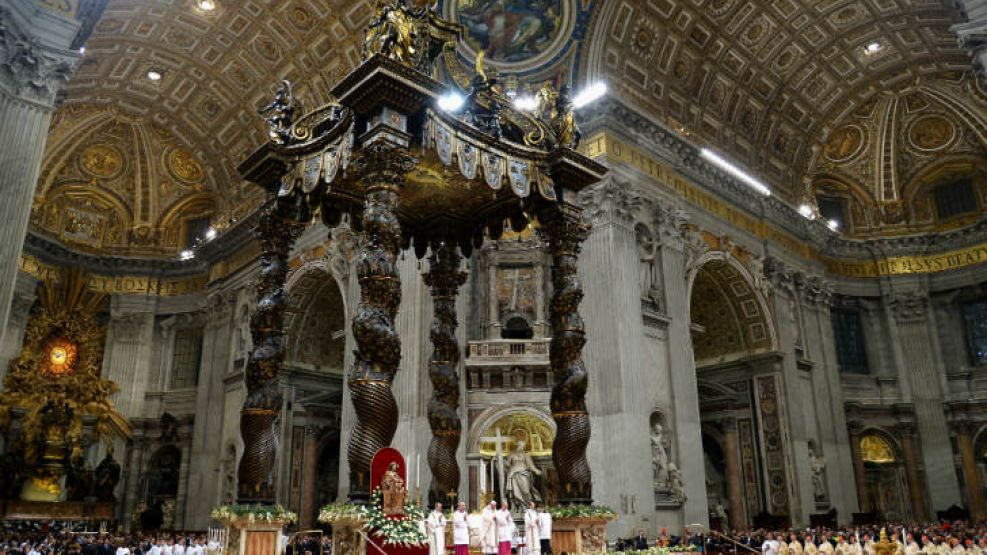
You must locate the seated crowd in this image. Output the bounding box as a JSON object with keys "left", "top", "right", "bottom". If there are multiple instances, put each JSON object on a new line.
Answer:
{"left": 0, "top": 524, "right": 217, "bottom": 555}
{"left": 617, "top": 522, "right": 987, "bottom": 554}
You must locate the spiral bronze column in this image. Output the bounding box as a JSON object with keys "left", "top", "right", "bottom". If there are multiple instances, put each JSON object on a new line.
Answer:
{"left": 540, "top": 205, "right": 593, "bottom": 505}
{"left": 424, "top": 244, "right": 466, "bottom": 507}
{"left": 347, "top": 143, "right": 414, "bottom": 503}
{"left": 238, "top": 199, "right": 305, "bottom": 503}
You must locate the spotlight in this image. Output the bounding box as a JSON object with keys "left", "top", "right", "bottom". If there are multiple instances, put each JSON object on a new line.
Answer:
{"left": 79, "top": 46, "right": 85, "bottom": 55}
{"left": 179, "top": 249, "right": 195, "bottom": 260}
{"left": 864, "top": 42, "right": 883, "bottom": 55}
{"left": 798, "top": 204, "right": 816, "bottom": 219}
{"left": 147, "top": 70, "right": 163, "bottom": 81}
{"left": 437, "top": 91, "right": 466, "bottom": 112}
{"left": 826, "top": 219, "right": 840, "bottom": 231}
{"left": 197, "top": 0, "right": 216, "bottom": 11}
{"left": 205, "top": 227, "right": 217, "bottom": 240}
{"left": 573, "top": 82, "right": 607, "bottom": 108}
{"left": 513, "top": 96, "right": 538, "bottom": 112}
{"left": 699, "top": 148, "right": 772, "bottom": 196}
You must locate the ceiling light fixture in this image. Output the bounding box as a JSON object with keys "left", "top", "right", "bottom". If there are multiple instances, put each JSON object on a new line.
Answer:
{"left": 826, "top": 219, "right": 841, "bottom": 231}
{"left": 798, "top": 204, "right": 816, "bottom": 219}
{"left": 179, "top": 249, "right": 195, "bottom": 260}
{"left": 700, "top": 148, "right": 772, "bottom": 196}
{"left": 78, "top": 46, "right": 85, "bottom": 55}
{"left": 437, "top": 91, "right": 465, "bottom": 113}
{"left": 205, "top": 227, "right": 217, "bottom": 240}
{"left": 197, "top": 0, "right": 216, "bottom": 11}
{"left": 147, "top": 70, "right": 163, "bottom": 81}
{"left": 864, "top": 42, "right": 883, "bottom": 55}
{"left": 573, "top": 82, "right": 607, "bottom": 109}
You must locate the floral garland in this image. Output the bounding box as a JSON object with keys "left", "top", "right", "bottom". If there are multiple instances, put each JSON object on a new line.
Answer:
{"left": 545, "top": 504, "right": 618, "bottom": 520}
{"left": 211, "top": 504, "right": 297, "bottom": 524}
{"left": 319, "top": 489, "right": 427, "bottom": 547}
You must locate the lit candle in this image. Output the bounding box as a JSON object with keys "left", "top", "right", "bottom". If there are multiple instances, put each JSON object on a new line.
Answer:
{"left": 417, "top": 454, "right": 421, "bottom": 489}
{"left": 480, "top": 459, "right": 486, "bottom": 492}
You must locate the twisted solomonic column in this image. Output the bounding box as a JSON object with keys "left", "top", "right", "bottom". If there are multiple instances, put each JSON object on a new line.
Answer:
{"left": 347, "top": 143, "right": 415, "bottom": 503}
{"left": 238, "top": 200, "right": 305, "bottom": 503}
{"left": 540, "top": 205, "right": 593, "bottom": 504}
{"left": 424, "top": 244, "right": 467, "bottom": 507}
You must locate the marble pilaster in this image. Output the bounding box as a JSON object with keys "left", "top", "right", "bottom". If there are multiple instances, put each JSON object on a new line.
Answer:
{"left": 0, "top": 1, "right": 78, "bottom": 349}
{"left": 103, "top": 296, "right": 157, "bottom": 419}
{"left": 887, "top": 291, "right": 961, "bottom": 510}
{"left": 847, "top": 422, "right": 869, "bottom": 512}
{"left": 721, "top": 417, "right": 745, "bottom": 530}
{"left": 578, "top": 177, "right": 651, "bottom": 536}
{"left": 655, "top": 201, "right": 709, "bottom": 528}
{"left": 300, "top": 425, "right": 320, "bottom": 528}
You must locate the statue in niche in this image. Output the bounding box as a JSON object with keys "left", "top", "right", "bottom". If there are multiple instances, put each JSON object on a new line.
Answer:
{"left": 506, "top": 440, "right": 542, "bottom": 509}
{"left": 93, "top": 447, "right": 122, "bottom": 502}
{"left": 381, "top": 461, "right": 406, "bottom": 515}
{"left": 636, "top": 223, "right": 663, "bottom": 308}
{"left": 65, "top": 447, "right": 93, "bottom": 501}
{"left": 650, "top": 414, "right": 670, "bottom": 489}
{"left": 808, "top": 442, "right": 827, "bottom": 502}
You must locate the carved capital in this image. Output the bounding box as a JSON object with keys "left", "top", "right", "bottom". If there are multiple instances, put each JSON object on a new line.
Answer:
{"left": 847, "top": 420, "right": 864, "bottom": 438}
{"left": 578, "top": 178, "right": 641, "bottom": 229}
{"left": 0, "top": 9, "right": 76, "bottom": 107}
{"left": 654, "top": 201, "right": 690, "bottom": 251}
{"left": 717, "top": 416, "right": 739, "bottom": 433}
{"left": 953, "top": 419, "right": 979, "bottom": 437}
{"left": 890, "top": 292, "right": 928, "bottom": 322}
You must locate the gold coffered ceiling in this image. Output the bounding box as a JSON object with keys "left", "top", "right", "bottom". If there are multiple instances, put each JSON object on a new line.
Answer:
{"left": 50, "top": 0, "right": 375, "bottom": 246}
{"left": 585, "top": 0, "right": 972, "bottom": 202}
{"left": 37, "top": 0, "right": 987, "bottom": 258}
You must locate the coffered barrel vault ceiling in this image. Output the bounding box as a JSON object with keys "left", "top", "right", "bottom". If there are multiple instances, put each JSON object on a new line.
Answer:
{"left": 30, "top": 0, "right": 987, "bottom": 258}
{"left": 584, "top": 0, "right": 973, "bottom": 201}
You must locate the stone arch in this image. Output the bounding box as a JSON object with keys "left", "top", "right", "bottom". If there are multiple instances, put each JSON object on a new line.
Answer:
{"left": 858, "top": 428, "right": 912, "bottom": 521}
{"left": 284, "top": 260, "right": 348, "bottom": 372}
{"left": 467, "top": 405, "right": 556, "bottom": 456}
{"left": 687, "top": 254, "right": 777, "bottom": 366}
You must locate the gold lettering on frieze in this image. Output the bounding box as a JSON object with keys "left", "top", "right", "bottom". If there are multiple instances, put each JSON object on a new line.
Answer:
{"left": 582, "top": 131, "right": 987, "bottom": 278}
{"left": 18, "top": 255, "right": 207, "bottom": 296}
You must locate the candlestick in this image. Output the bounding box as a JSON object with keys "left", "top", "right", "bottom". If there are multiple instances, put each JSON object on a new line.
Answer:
{"left": 417, "top": 454, "right": 421, "bottom": 489}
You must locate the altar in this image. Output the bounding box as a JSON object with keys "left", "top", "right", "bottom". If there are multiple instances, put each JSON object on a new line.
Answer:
{"left": 0, "top": 500, "right": 115, "bottom": 521}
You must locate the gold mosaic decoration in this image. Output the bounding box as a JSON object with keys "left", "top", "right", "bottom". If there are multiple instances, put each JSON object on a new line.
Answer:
{"left": 80, "top": 145, "right": 123, "bottom": 178}
{"left": 169, "top": 148, "right": 205, "bottom": 182}
{"left": 860, "top": 434, "right": 896, "bottom": 464}
{"left": 479, "top": 412, "right": 554, "bottom": 457}
{"left": 0, "top": 268, "right": 130, "bottom": 464}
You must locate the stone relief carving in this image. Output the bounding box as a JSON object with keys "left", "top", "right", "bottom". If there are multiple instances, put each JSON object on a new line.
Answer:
{"left": 219, "top": 442, "right": 237, "bottom": 505}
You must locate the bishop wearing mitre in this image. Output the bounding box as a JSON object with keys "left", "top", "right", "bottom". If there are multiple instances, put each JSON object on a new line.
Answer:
{"left": 481, "top": 501, "right": 498, "bottom": 555}
{"left": 427, "top": 503, "right": 448, "bottom": 555}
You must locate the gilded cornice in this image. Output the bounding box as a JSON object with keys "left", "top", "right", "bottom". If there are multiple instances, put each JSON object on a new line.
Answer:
{"left": 579, "top": 97, "right": 987, "bottom": 278}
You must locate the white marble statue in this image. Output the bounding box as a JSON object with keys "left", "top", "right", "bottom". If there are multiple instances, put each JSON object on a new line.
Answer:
{"left": 506, "top": 440, "right": 542, "bottom": 509}
{"left": 809, "top": 445, "right": 827, "bottom": 501}
{"left": 668, "top": 463, "right": 686, "bottom": 503}
{"left": 651, "top": 420, "right": 670, "bottom": 488}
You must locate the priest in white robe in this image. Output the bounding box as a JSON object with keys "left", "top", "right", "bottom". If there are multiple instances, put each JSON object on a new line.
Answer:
{"left": 452, "top": 502, "right": 470, "bottom": 555}
{"left": 481, "top": 501, "right": 498, "bottom": 555}
{"left": 427, "top": 503, "right": 448, "bottom": 555}
{"left": 524, "top": 502, "right": 540, "bottom": 555}
{"left": 495, "top": 501, "right": 514, "bottom": 555}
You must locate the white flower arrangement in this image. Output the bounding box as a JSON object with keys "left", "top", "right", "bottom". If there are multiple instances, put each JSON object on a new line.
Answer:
{"left": 318, "top": 489, "right": 427, "bottom": 547}
{"left": 211, "top": 504, "right": 297, "bottom": 525}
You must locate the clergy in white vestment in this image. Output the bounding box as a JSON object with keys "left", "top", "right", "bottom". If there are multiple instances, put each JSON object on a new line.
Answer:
{"left": 906, "top": 535, "right": 922, "bottom": 555}
{"left": 427, "top": 503, "right": 448, "bottom": 555}
{"left": 174, "top": 538, "right": 186, "bottom": 555}
{"left": 481, "top": 501, "right": 498, "bottom": 555}
{"left": 524, "top": 502, "right": 540, "bottom": 555}
{"left": 453, "top": 502, "right": 470, "bottom": 555}
{"left": 495, "top": 501, "right": 514, "bottom": 555}
{"left": 537, "top": 508, "right": 553, "bottom": 555}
